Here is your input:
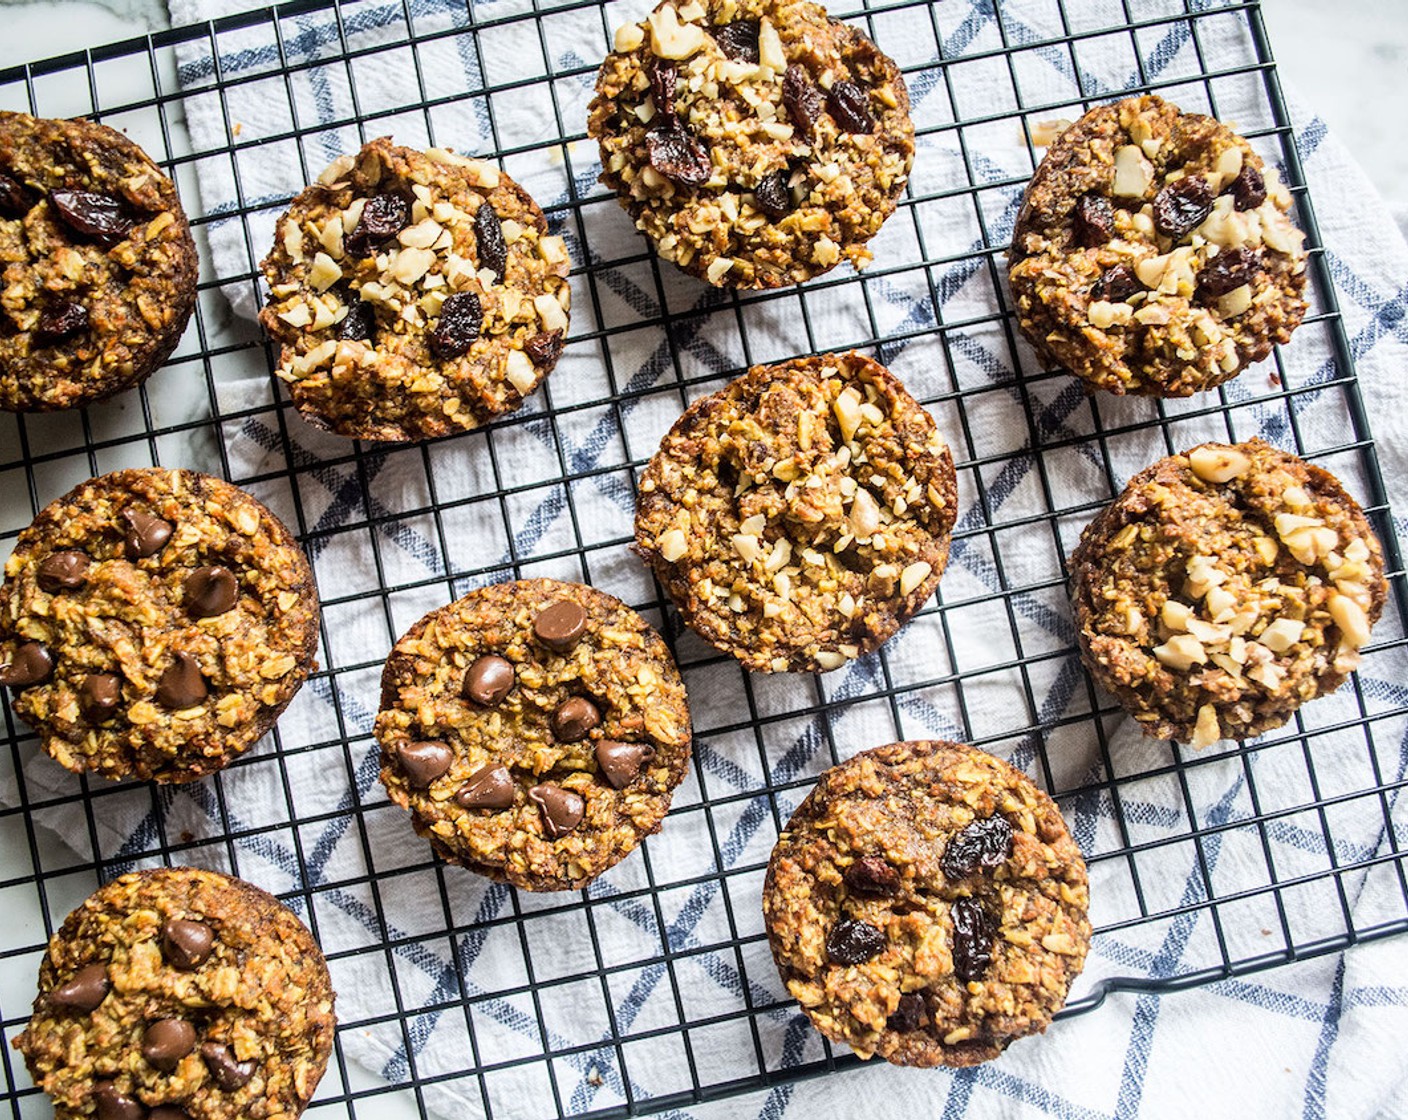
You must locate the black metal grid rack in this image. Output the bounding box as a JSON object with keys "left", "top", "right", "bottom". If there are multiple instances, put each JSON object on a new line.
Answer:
{"left": 2, "top": 0, "right": 1406, "bottom": 1116}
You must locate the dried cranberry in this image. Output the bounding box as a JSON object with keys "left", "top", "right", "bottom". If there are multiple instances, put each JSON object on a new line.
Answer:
{"left": 886, "top": 992, "right": 926, "bottom": 1033}
{"left": 1227, "top": 162, "right": 1266, "bottom": 211}
{"left": 48, "top": 190, "right": 131, "bottom": 247}
{"left": 524, "top": 329, "right": 564, "bottom": 367}
{"left": 713, "top": 19, "right": 759, "bottom": 62}
{"left": 940, "top": 815, "right": 1013, "bottom": 881}
{"left": 826, "top": 80, "right": 874, "bottom": 135}
{"left": 1073, "top": 192, "right": 1114, "bottom": 248}
{"left": 950, "top": 897, "right": 994, "bottom": 983}
{"left": 428, "top": 292, "right": 483, "bottom": 360}
{"left": 345, "top": 193, "right": 408, "bottom": 257}
{"left": 1198, "top": 247, "right": 1259, "bottom": 299}
{"left": 648, "top": 59, "right": 678, "bottom": 120}
{"left": 843, "top": 856, "right": 900, "bottom": 898}
{"left": 782, "top": 65, "right": 824, "bottom": 138}
{"left": 1151, "top": 176, "right": 1213, "bottom": 240}
{"left": 475, "top": 201, "right": 508, "bottom": 284}
{"left": 826, "top": 918, "right": 886, "bottom": 965}
{"left": 753, "top": 170, "right": 793, "bottom": 220}
{"left": 646, "top": 120, "right": 712, "bottom": 187}
{"left": 0, "top": 171, "right": 31, "bottom": 217}
{"left": 337, "top": 299, "right": 376, "bottom": 342}
{"left": 1091, "top": 263, "right": 1141, "bottom": 303}
{"left": 34, "top": 301, "right": 88, "bottom": 342}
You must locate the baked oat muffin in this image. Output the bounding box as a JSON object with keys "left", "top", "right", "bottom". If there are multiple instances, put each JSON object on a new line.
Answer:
{"left": 588, "top": 0, "right": 914, "bottom": 288}
{"left": 260, "top": 138, "right": 571, "bottom": 441}
{"left": 1009, "top": 95, "right": 1308, "bottom": 396}
{"left": 1071, "top": 439, "right": 1386, "bottom": 746}
{"left": 375, "top": 579, "right": 692, "bottom": 891}
{"left": 13, "top": 866, "right": 336, "bottom": 1120}
{"left": 0, "top": 111, "right": 198, "bottom": 412}
{"left": 764, "top": 740, "right": 1090, "bottom": 1067}
{"left": 635, "top": 352, "right": 956, "bottom": 673}
{"left": 0, "top": 468, "right": 320, "bottom": 782}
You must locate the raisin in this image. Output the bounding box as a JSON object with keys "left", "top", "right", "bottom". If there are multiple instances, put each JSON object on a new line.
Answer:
{"left": 0, "top": 171, "right": 31, "bottom": 217}
{"left": 1152, "top": 176, "right": 1213, "bottom": 240}
{"left": 345, "top": 193, "right": 408, "bottom": 257}
{"left": 886, "top": 993, "right": 926, "bottom": 1033}
{"left": 646, "top": 120, "right": 712, "bottom": 187}
{"left": 524, "top": 329, "right": 564, "bottom": 367}
{"left": 34, "top": 301, "right": 88, "bottom": 342}
{"left": 1073, "top": 192, "right": 1114, "bottom": 248}
{"left": 940, "top": 815, "right": 1013, "bottom": 881}
{"left": 48, "top": 190, "right": 131, "bottom": 247}
{"left": 782, "top": 65, "right": 824, "bottom": 138}
{"left": 713, "top": 19, "right": 759, "bottom": 62}
{"left": 1091, "top": 263, "right": 1141, "bottom": 303}
{"left": 1197, "top": 247, "right": 1259, "bottom": 299}
{"left": 337, "top": 299, "right": 376, "bottom": 342}
{"left": 428, "top": 292, "right": 483, "bottom": 360}
{"left": 826, "top": 918, "right": 886, "bottom": 965}
{"left": 826, "top": 80, "right": 874, "bottom": 135}
{"left": 648, "top": 59, "right": 678, "bottom": 120}
{"left": 475, "top": 201, "right": 507, "bottom": 284}
{"left": 843, "top": 856, "right": 900, "bottom": 898}
{"left": 950, "top": 897, "right": 994, "bottom": 983}
{"left": 753, "top": 170, "right": 793, "bottom": 220}
{"left": 1227, "top": 162, "right": 1266, "bottom": 211}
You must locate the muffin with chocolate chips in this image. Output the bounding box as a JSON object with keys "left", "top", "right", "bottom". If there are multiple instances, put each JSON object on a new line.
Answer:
{"left": 13, "top": 866, "right": 335, "bottom": 1120}
{"left": 1009, "top": 95, "right": 1308, "bottom": 396}
{"left": 588, "top": 0, "right": 914, "bottom": 288}
{"left": 0, "top": 111, "right": 198, "bottom": 412}
{"left": 1071, "top": 439, "right": 1386, "bottom": 746}
{"left": 635, "top": 352, "right": 957, "bottom": 673}
{"left": 0, "top": 468, "right": 319, "bottom": 782}
{"left": 374, "top": 578, "right": 693, "bottom": 891}
{"left": 259, "top": 138, "right": 572, "bottom": 441}
{"left": 764, "top": 740, "right": 1090, "bottom": 1066}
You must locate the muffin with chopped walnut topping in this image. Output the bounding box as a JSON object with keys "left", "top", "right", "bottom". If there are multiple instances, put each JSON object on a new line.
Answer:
{"left": 588, "top": 0, "right": 914, "bottom": 288}
{"left": 1009, "top": 95, "right": 1308, "bottom": 396}
{"left": 634, "top": 352, "right": 957, "bottom": 673}
{"left": 1071, "top": 439, "right": 1386, "bottom": 746}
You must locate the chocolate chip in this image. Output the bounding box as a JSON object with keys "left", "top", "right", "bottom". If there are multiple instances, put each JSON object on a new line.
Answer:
{"left": 940, "top": 815, "right": 1013, "bottom": 881}
{"left": 37, "top": 549, "right": 90, "bottom": 591}
{"left": 93, "top": 1081, "right": 144, "bottom": 1120}
{"left": 338, "top": 299, "right": 376, "bottom": 343}
{"left": 81, "top": 673, "right": 123, "bottom": 720}
{"left": 1073, "top": 191, "right": 1115, "bottom": 247}
{"left": 646, "top": 119, "right": 712, "bottom": 188}
{"left": 184, "top": 566, "right": 238, "bottom": 618}
{"left": 523, "top": 329, "right": 564, "bottom": 368}
{"left": 753, "top": 170, "right": 793, "bottom": 220}
{"left": 529, "top": 783, "right": 585, "bottom": 838}
{"left": 886, "top": 992, "right": 926, "bottom": 1033}
{"left": 122, "top": 508, "right": 173, "bottom": 559}
{"left": 1091, "top": 263, "right": 1141, "bottom": 303}
{"left": 463, "top": 654, "right": 514, "bottom": 707}
{"left": 49, "top": 189, "right": 132, "bottom": 247}
{"left": 843, "top": 856, "right": 900, "bottom": 898}
{"left": 34, "top": 301, "right": 89, "bottom": 342}
{"left": 826, "top": 80, "right": 874, "bottom": 134}
{"left": 0, "top": 641, "right": 54, "bottom": 688}
{"left": 161, "top": 918, "right": 213, "bottom": 970}
{"left": 0, "top": 171, "right": 31, "bottom": 217}
{"left": 49, "top": 963, "right": 109, "bottom": 1011}
{"left": 156, "top": 652, "right": 207, "bottom": 709}
{"left": 533, "top": 600, "right": 587, "bottom": 651}
{"left": 474, "top": 201, "right": 507, "bottom": 284}
{"left": 782, "top": 65, "right": 824, "bottom": 137}
{"left": 647, "top": 58, "right": 678, "bottom": 120}
{"left": 143, "top": 1018, "right": 197, "bottom": 1071}
{"left": 551, "top": 696, "right": 600, "bottom": 743}
{"left": 1197, "top": 246, "right": 1259, "bottom": 298}
{"left": 595, "top": 740, "right": 653, "bottom": 789}
{"left": 950, "top": 896, "right": 994, "bottom": 982}
{"left": 345, "top": 192, "right": 408, "bottom": 257}
{"left": 150, "top": 1108, "right": 194, "bottom": 1120}
{"left": 397, "top": 740, "right": 454, "bottom": 789}
{"left": 455, "top": 764, "right": 515, "bottom": 810}
{"left": 1152, "top": 175, "right": 1214, "bottom": 239}
{"left": 713, "top": 19, "right": 759, "bottom": 62}
{"left": 1228, "top": 161, "right": 1266, "bottom": 211}
{"left": 428, "top": 292, "right": 483, "bottom": 360}
{"left": 826, "top": 918, "right": 885, "bottom": 965}
{"left": 201, "top": 1041, "right": 256, "bottom": 1090}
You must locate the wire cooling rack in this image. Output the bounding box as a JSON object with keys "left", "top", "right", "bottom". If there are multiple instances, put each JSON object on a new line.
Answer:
{"left": 2, "top": 0, "right": 1407, "bottom": 1117}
